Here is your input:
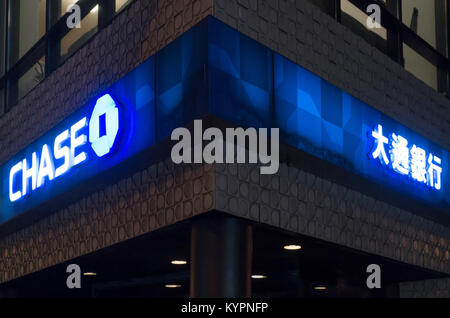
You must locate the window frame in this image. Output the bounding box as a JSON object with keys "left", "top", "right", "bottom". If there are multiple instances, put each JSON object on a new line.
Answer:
{"left": 1, "top": 0, "right": 449, "bottom": 117}
{"left": 0, "top": 0, "right": 135, "bottom": 116}
{"left": 309, "top": 0, "right": 450, "bottom": 96}
{"left": 346, "top": 0, "right": 450, "bottom": 95}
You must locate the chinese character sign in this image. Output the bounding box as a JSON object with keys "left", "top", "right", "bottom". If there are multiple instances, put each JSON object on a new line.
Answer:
{"left": 369, "top": 124, "right": 442, "bottom": 191}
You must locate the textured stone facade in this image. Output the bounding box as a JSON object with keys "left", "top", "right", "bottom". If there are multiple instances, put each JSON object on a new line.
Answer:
{"left": 0, "top": 0, "right": 449, "bottom": 295}
{"left": 214, "top": 161, "right": 450, "bottom": 275}
{"left": 212, "top": 0, "right": 450, "bottom": 294}
{"left": 0, "top": 0, "right": 213, "bottom": 166}
{"left": 0, "top": 0, "right": 214, "bottom": 284}
{"left": 214, "top": 0, "right": 450, "bottom": 152}
{"left": 0, "top": 160, "right": 215, "bottom": 283}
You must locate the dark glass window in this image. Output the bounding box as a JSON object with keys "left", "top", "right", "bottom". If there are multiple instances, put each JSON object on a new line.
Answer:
{"left": 116, "top": 0, "right": 133, "bottom": 12}
{"left": 0, "top": 87, "right": 4, "bottom": 116}
{"left": 341, "top": 0, "right": 388, "bottom": 54}
{"left": 0, "top": 0, "right": 448, "bottom": 114}
{"left": 379, "top": 0, "right": 398, "bottom": 16}
{"left": 60, "top": 4, "right": 98, "bottom": 59}
{"left": 0, "top": 0, "right": 6, "bottom": 77}
{"left": 7, "top": 55, "right": 45, "bottom": 108}
{"left": 47, "top": 1, "right": 99, "bottom": 65}
{"left": 401, "top": 0, "right": 448, "bottom": 91}
{"left": 402, "top": 0, "right": 447, "bottom": 57}
{"left": 49, "top": 0, "right": 82, "bottom": 25}
{"left": 7, "top": 0, "right": 46, "bottom": 68}
{"left": 307, "top": 0, "right": 449, "bottom": 95}
{"left": 403, "top": 43, "right": 439, "bottom": 90}
{"left": 0, "top": 0, "right": 137, "bottom": 112}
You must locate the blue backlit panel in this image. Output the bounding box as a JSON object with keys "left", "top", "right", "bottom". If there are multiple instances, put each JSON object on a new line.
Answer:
{"left": 1, "top": 17, "right": 448, "bottom": 226}
{"left": 208, "top": 19, "right": 272, "bottom": 129}
{"left": 156, "top": 19, "right": 209, "bottom": 139}
{"left": 207, "top": 18, "right": 449, "bottom": 210}
{"left": 271, "top": 54, "right": 449, "bottom": 207}
{"left": 1, "top": 57, "right": 156, "bottom": 223}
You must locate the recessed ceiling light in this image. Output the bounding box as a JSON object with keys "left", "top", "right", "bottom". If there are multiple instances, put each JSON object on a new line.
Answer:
{"left": 251, "top": 274, "right": 267, "bottom": 279}
{"left": 283, "top": 244, "right": 302, "bottom": 251}
{"left": 171, "top": 260, "right": 187, "bottom": 265}
{"left": 83, "top": 272, "right": 97, "bottom": 276}
{"left": 165, "top": 284, "right": 182, "bottom": 288}
{"left": 313, "top": 286, "right": 327, "bottom": 290}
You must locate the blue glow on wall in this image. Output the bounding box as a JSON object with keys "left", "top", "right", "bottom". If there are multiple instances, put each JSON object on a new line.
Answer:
{"left": 1, "top": 17, "right": 448, "bottom": 226}
{"left": 7, "top": 94, "right": 119, "bottom": 204}
{"left": 1, "top": 57, "right": 156, "bottom": 224}
{"left": 271, "top": 52, "right": 448, "bottom": 207}
{"left": 89, "top": 94, "right": 120, "bottom": 157}
{"left": 205, "top": 17, "right": 449, "bottom": 209}
{"left": 369, "top": 124, "right": 442, "bottom": 190}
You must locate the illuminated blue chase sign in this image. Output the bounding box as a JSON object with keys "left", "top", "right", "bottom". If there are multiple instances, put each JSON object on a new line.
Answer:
{"left": 9, "top": 94, "right": 120, "bottom": 202}
{"left": 369, "top": 124, "right": 442, "bottom": 191}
